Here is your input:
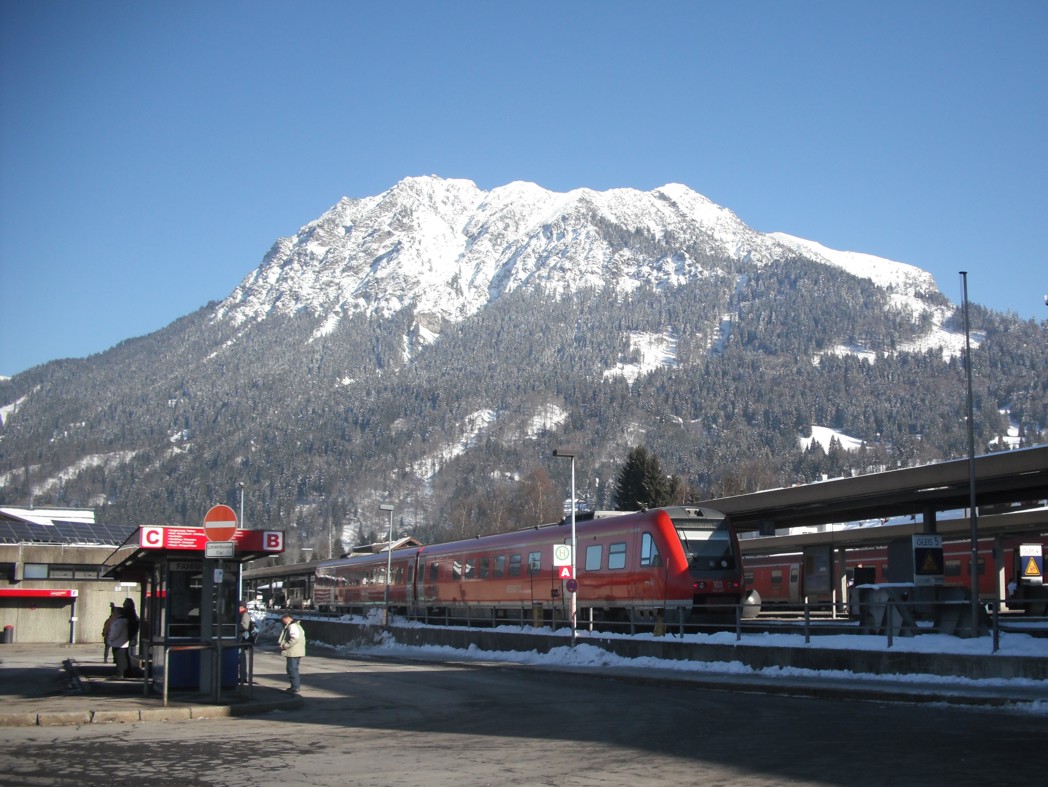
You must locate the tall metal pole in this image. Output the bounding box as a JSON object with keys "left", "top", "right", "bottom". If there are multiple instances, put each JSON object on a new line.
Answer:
{"left": 553, "top": 449, "right": 577, "bottom": 647}
{"left": 380, "top": 503, "right": 395, "bottom": 624}
{"left": 569, "top": 455, "right": 576, "bottom": 646}
{"left": 961, "top": 272, "right": 979, "bottom": 629}
{"left": 237, "top": 482, "right": 245, "bottom": 602}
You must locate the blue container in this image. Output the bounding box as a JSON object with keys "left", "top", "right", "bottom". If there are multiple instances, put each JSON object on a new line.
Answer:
{"left": 166, "top": 646, "right": 239, "bottom": 690}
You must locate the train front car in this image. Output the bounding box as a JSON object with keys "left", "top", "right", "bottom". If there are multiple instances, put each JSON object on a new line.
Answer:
{"left": 659, "top": 506, "right": 745, "bottom": 617}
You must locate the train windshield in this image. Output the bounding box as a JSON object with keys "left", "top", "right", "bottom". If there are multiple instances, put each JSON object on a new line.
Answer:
{"left": 676, "top": 524, "right": 736, "bottom": 570}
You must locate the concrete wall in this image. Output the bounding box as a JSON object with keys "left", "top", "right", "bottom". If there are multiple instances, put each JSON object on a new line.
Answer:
{"left": 0, "top": 544, "right": 138, "bottom": 645}
{"left": 290, "top": 617, "right": 1048, "bottom": 682}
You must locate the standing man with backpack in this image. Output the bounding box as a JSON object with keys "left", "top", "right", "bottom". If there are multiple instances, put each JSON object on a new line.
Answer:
{"left": 278, "top": 611, "right": 306, "bottom": 697}
{"left": 102, "top": 603, "right": 119, "bottom": 663}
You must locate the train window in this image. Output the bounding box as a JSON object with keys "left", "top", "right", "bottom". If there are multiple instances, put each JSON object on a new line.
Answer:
{"left": 945, "top": 560, "right": 961, "bottom": 578}
{"left": 640, "top": 533, "right": 661, "bottom": 567}
{"left": 608, "top": 542, "right": 626, "bottom": 570}
{"left": 585, "top": 544, "right": 602, "bottom": 571}
{"left": 528, "top": 552, "right": 541, "bottom": 576}
{"left": 509, "top": 554, "right": 522, "bottom": 577}
{"left": 452, "top": 560, "right": 462, "bottom": 580}
{"left": 494, "top": 555, "right": 506, "bottom": 578}
{"left": 676, "top": 525, "right": 736, "bottom": 569}
{"left": 428, "top": 562, "right": 439, "bottom": 582}
{"left": 770, "top": 569, "right": 783, "bottom": 585}
{"left": 479, "top": 557, "right": 490, "bottom": 579}
{"left": 967, "top": 558, "right": 986, "bottom": 576}
{"left": 465, "top": 560, "right": 475, "bottom": 579}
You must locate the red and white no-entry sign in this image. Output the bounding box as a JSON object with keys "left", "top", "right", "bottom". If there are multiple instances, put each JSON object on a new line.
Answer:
{"left": 203, "top": 504, "right": 238, "bottom": 542}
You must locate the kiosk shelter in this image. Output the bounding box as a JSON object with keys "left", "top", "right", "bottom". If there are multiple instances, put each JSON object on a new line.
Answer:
{"left": 103, "top": 525, "right": 284, "bottom": 700}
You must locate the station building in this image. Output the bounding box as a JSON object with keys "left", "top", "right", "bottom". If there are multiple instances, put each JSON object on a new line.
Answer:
{"left": 0, "top": 507, "right": 138, "bottom": 645}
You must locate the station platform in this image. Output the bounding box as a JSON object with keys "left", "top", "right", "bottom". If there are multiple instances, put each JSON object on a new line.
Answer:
{"left": 0, "top": 643, "right": 302, "bottom": 727}
{"left": 1, "top": 638, "right": 1046, "bottom": 727}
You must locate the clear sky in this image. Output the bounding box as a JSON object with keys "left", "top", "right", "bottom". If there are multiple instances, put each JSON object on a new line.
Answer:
{"left": 1, "top": 1, "right": 1045, "bottom": 377}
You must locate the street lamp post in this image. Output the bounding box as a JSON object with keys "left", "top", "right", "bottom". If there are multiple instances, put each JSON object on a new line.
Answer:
{"left": 553, "top": 449, "right": 577, "bottom": 647}
{"left": 380, "top": 503, "right": 395, "bottom": 624}
{"left": 236, "top": 481, "right": 246, "bottom": 602}
{"left": 960, "top": 272, "right": 979, "bottom": 630}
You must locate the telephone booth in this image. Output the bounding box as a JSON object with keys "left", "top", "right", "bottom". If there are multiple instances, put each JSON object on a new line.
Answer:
{"left": 102, "top": 525, "right": 284, "bottom": 697}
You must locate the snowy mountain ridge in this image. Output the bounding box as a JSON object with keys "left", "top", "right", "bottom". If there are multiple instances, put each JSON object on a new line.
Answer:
{"left": 3, "top": 178, "right": 1043, "bottom": 537}
{"left": 213, "top": 176, "right": 944, "bottom": 344}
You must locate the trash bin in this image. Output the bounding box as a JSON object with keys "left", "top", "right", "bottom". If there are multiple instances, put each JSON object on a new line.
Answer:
{"left": 1, "top": 625, "right": 13, "bottom": 644}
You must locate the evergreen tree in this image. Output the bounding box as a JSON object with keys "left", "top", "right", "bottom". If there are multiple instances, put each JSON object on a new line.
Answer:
{"left": 613, "top": 446, "right": 673, "bottom": 510}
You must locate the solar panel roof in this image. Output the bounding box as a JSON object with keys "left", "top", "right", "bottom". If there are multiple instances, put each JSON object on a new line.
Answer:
{"left": 0, "top": 518, "right": 134, "bottom": 546}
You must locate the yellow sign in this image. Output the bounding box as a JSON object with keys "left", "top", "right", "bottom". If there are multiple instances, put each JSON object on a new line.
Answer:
{"left": 919, "top": 551, "right": 941, "bottom": 574}
{"left": 1024, "top": 556, "right": 1042, "bottom": 578}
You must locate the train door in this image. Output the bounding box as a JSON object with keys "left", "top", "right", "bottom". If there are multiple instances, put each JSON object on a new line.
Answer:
{"left": 802, "top": 546, "right": 833, "bottom": 605}
{"left": 406, "top": 558, "right": 417, "bottom": 610}
{"left": 640, "top": 531, "right": 667, "bottom": 603}
{"left": 789, "top": 563, "right": 802, "bottom": 604}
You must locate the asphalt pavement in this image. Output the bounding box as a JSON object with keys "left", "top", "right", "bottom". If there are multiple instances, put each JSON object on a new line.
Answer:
{"left": 1, "top": 638, "right": 1047, "bottom": 728}
{"left": 0, "top": 642, "right": 302, "bottom": 727}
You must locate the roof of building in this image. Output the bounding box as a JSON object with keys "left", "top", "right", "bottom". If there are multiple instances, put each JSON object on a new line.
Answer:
{"left": 0, "top": 507, "right": 133, "bottom": 546}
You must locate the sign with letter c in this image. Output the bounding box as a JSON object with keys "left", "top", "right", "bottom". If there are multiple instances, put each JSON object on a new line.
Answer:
{"left": 142, "top": 527, "right": 164, "bottom": 548}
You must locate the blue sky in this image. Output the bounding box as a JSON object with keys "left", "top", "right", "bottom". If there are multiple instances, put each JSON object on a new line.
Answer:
{"left": 1, "top": 1, "right": 1045, "bottom": 377}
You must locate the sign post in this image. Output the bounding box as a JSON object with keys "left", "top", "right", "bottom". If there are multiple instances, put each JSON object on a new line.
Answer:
{"left": 912, "top": 534, "right": 944, "bottom": 586}
{"left": 202, "top": 504, "right": 238, "bottom": 700}
{"left": 203, "top": 504, "right": 238, "bottom": 542}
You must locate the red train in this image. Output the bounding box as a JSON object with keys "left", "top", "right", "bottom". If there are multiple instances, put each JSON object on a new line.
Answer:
{"left": 312, "top": 506, "right": 744, "bottom": 626}
{"left": 743, "top": 535, "right": 1048, "bottom": 614}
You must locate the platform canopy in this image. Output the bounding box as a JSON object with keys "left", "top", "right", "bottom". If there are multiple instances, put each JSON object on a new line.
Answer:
{"left": 103, "top": 526, "right": 285, "bottom": 582}
{"left": 698, "top": 445, "right": 1048, "bottom": 533}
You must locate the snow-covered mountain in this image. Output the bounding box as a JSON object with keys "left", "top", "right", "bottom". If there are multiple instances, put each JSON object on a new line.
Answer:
{"left": 214, "top": 177, "right": 946, "bottom": 346}
{"left": 3, "top": 175, "right": 1041, "bottom": 544}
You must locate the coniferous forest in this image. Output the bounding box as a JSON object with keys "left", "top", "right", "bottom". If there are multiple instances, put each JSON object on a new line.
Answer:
{"left": 1, "top": 251, "right": 1045, "bottom": 560}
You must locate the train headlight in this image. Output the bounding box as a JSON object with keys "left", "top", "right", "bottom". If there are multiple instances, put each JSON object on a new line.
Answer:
{"left": 693, "top": 581, "right": 707, "bottom": 591}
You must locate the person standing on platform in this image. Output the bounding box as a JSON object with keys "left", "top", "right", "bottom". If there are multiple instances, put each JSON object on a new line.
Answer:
{"left": 107, "top": 608, "right": 130, "bottom": 678}
{"left": 102, "top": 603, "right": 119, "bottom": 662}
{"left": 278, "top": 612, "right": 306, "bottom": 697}
{"left": 122, "top": 598, "right": 140, "bottom": 668}
{"left": 238, "top": 600, "right": 256, "bottom": 684}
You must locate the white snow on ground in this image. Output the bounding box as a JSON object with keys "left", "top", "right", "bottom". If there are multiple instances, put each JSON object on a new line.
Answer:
{"left": 6, "top": 450, "right": 138, "bottom": 498}
{"left": 992, "top": 409, "right": 1024, "bottom": 450}
{"left": 273, "top": 612, "right": 1048, "bottom": 715}
{"left": 813, "top": 303, "right": 981, "bottom": 366}
{"left": 524, "top": 402, "right": 568, "bottom": 438}
{"left": 799, "top": 425, "right": 865, "bottom": 452}
{"left": 410, "top": 409, "right": 496, "bottom": 480}
{"left": 603, "top": 331, "right": 678, "bottom": 384}
{"left": 0, "top": 394, "right": 23, "bottom": 426}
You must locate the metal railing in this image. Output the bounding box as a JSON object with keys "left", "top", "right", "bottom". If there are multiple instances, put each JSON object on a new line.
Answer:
{"left": 322, "top": 597, "right": 1047, "bottom": 654}
{"left": 156, "top": 640, "right": 255, "bottom": 706}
